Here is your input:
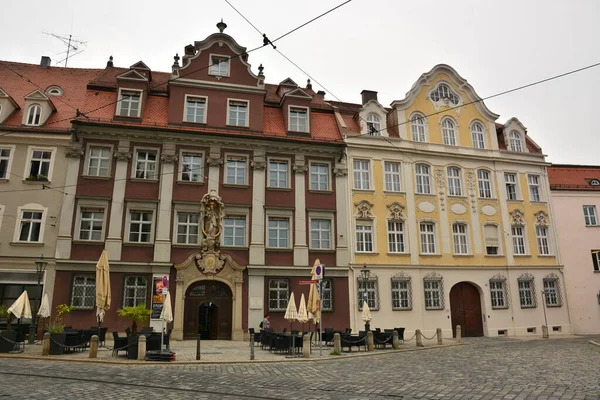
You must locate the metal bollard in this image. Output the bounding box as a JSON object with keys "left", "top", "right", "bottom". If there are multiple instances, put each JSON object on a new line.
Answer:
{"left": 415, "top": 329, "right": 424, "bottom": 347}
{"left": 436, "top": 328, "right": 443, "bottom": 345}
{"left": 456, "top": 325, "right": 462, "bottom": 343}
{"left": 250, "top": 334, "right": 255, "bottom": 360}
{"left": 196, "top": 334, "right": 201, "bottom": 360}
{"left": 89, "top": 335, "right": 99, "bottom": 358}
{"left": 42, "top": 332, "right": 50, "bottom": 356}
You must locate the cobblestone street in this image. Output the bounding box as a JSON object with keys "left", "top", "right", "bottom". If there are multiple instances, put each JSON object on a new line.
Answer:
{"left": 0, "top": 336, "right": 599, "bottom": 399}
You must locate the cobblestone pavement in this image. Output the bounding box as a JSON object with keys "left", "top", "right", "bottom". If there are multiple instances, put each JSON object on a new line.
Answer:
{"left": 0, "top": 336, "right": 599, "bottom": 399}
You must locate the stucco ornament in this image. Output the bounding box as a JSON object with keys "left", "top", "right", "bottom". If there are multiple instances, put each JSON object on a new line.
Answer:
{"left": 200, "top": 189, "right": 225, "bottom": 251}
{"left": 510, "top": 209, "right": 526, "bottom": 226}
{"left": 333, "top": 167, "right": 348, "bottom": 177}
{"left": 195, "top": 250, "right": 225, "bottom": 275}
{"left": 292, "top": 163, "right": 308, "bottom": 174}
{"left": 387, "top": 202, "right": 406, "bottom": 221}
{"left": 534, "top": 210, "right": 549, "bottom": 227}
{"left": 354, "top": 200, "right": 374, "bottom": 220}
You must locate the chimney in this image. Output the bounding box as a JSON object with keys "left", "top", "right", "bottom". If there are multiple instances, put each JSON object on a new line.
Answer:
{"left": 361, "top": 90, "right": 378, "bottom": 105}
{"left": 316, "top": 90, "right": 326, "bottom": 100}
{"left": 40, "top": 56, "right": 51, "bottom": 68}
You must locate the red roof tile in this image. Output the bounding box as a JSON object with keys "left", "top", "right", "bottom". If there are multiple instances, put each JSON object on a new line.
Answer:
{"left": 548, "top": 165, "right": 600, "bottom": 191}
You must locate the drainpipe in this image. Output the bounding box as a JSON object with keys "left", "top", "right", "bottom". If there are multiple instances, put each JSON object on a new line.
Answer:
{"left": 348, "top": 264, "right": 357, "bottom": 332}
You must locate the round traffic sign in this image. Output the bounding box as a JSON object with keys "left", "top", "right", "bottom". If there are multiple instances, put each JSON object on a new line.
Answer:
{"left": 315, "top": 265, "right": 322, "bottom": 276}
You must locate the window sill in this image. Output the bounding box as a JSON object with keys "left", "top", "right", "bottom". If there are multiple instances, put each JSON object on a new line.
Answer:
{"left": 81, "top": 175, "right": 111, "bottom": 180}
{"left": 420, "top": 253, "right": 442, "bottom": 257}
{"left": 265, "top": 248, "right": 294, "bottom": 252}
{"left": 309, "top": 249, "right": 336, "bottom": 253}
{"left": 485, "top": 254, "right": 505, "bottom": 257}
{"left": 221, "top": 246, "right": 249, "bottom": 250}
{"left": 584, "top": 225, "right": 600, "bottom": 228}
{"left": 172, "top": 243, "right": 200, "bottom": 248}
{"left": 209, "top": 73, "right": 230, "bottom": 79}
{"left": 22, "top": 179, "right": 51, "bottom": 185}
{"left": 9, "top": 241, "right": 44, "bottom": 247}
{"left": 530, "top": 201, "right": 547, "bottom": 205}
{"left": 226, "top": 124, "right": 249, "bottom": 129}
{"left": 113, "top": 116, "right": 142, "bottom": 122}
{"left": 546, "top": 304, "right": 563, "bottom": 308}
{"left": 507, "top": 199, "right": 524, "bottom": 203}
{"left": 176, "top": 180, "right": 205, "bottom": 186}
{"left": 355, "top": 252, "right": 379, "bottom": 255}
{"left": 0, "top": 179, "right": 9, "bottom": 183}
{"left": 222, "top": 183, "right": 249, "bottom": 189}
{"left": 513, "top": 254, "right": 532, "bottom": 257}
{"left": 392, "top": 308, "right": 413, "bottom": 311}
{"left": 353, "top": 188, "right": 375, "bottom": 193}
{"left": 308, "top": 190, "right": 333, "bottom": 195}
{"left": 538, "top": 254, "right": 556, "bottom": 257}
{"left": 130, "top": 178, "right": 159, "bottom": 184}
{"left": 415, "top": 193, "right": 436, "bottom": 197}
{"left": 123, "top": 242, "right": 154, "bottom": 247}
{"left": 182, "top": 120, "right": 207, "bottom": 126}
{"left": 453, "top": 254, "right": 474, "bottom": 257}
{"left": 266, "top": 187, "right": 292, "bottom": 192}
{"left": 72, "top": 240, "right": 105, "bottom": 245}
{"left": 479, "top": 197, "right": 498, "bottom": 201}
{"left": 448, "top": 195, "right": 468, "bottom": 200}
{"left": 383, "top": 190, "right": 405, "bottom": 195}
{"left": 424, "top": 307, "right": 444, "bottom": 311}
{"left": 491, "top": 307, "right": 510, "bottom": 310}
{"left": 387, "top": 252, "right": 410, "bottom": 256}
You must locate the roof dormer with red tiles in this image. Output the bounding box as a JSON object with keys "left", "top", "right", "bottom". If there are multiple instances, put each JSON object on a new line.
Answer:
{"left": 113, "top": 61, "right": 152, "bottom": 121}
{"left": 496, "top": 117, "right": 543, "bottom": 154}
{"left": 277, "top": 78, "right": 314, "bottom": 136}
{"left": 0, "top": 88, "right": 19, "bottom": 124}
{"left": 21, "top": 89, "right": 56, "bottom": 127}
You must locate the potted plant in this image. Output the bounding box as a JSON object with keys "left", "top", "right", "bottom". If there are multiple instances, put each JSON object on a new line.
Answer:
{"left": 0, "top": 305, "right": 17, "bottom": 353}
{"left": 117, "top": 304, "right": 152, "bottom": 359}
{"left": 48, "top": 304, "right": 74, "bottom": 355}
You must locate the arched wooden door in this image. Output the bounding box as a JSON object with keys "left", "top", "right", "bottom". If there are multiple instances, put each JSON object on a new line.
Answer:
{"left": 450, "top": 282, "right": 484, "bottom": 337}
{"left": 184, "top": 281, "right": 232, "bottom": 340}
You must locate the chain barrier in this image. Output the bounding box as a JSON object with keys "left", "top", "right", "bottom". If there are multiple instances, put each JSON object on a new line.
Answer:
{"left": 403, "top": 332, "right": 417, "bottom": 342}
{"left": 420, "top": 332, "right": 438, "bottom": 340}
{"left": 0, "top": 334, "right": 20, "bottom": 345}
{"left": 373, "top": 335, "right": 393, "bottom": 345}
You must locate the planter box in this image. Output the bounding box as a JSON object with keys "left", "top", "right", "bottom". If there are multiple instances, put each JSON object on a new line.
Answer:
{"left": 49, "top": 333, "right": 66, "bottom": 355}
{"left": 0, "top": 331, "right": 17, "bottom": 353}
{"left": 127, "top": 334, "right": 140, "bottom": 360}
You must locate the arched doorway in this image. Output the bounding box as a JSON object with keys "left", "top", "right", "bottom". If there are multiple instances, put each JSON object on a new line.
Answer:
{"left": 450, "top": 282, "right": 484, "bottom": 337}
{"left": 184, "top": 280, "right": 232, "bottom": 340}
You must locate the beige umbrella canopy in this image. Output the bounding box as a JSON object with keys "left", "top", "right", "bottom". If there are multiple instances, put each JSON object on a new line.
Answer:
{"left": 361, "top": 300, "right": 372, "bottom": 323}
{"left": 95, "top": 249, "right": 111, "bottom": 325}
{"left": 284, "top": 292, "right": 298, "bottom": 322}
{"left": 307, "top": 259, "right": 321, "bottom": 324}
{"left": 8, "top": 291, "right": 32, "bottom": 319}
{"left": 37, "top": 293, "right": 50, "bottom": 318}
{"left": 297, "top": 293, "right": 309, "bottom": 324}
{"left": 159, "top": 291, "right": 173, "bottom": 351}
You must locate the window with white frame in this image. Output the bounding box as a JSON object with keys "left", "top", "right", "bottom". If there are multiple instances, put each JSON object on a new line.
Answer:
{"left": 543, "top": 275, "right": 562, "bottom": 306}
{"left": 225, "top": 155, "right": 247, "bottom": 185}
{"left": 268, "top": 159, "right": 289, "bottom": 188}
{"left": 310, "top": 219, "right": 331, "bottom": 249}
{"left": 583, "top": 205, "right": 598, "bottom": 226}
{"left": 18, "top": 210, "right": 43, "bottom": 242}
{"left": 180, "top": 152, "right": 203, "bottom": 182}
{"left": 528, "top": 175, "right": 541, "bottom": 202}
{"left": 268, "top": 279, "right": 289, "bottom": 311}
{"left": 321, "top": 279, "right": 333, "bottom": 311}
{"left": 71, "top": 275, "right": 95, "bottom": 309}
{"left": 228, "top": 100, "right": 248, "bottom": 126}
{"left": 79, "top": 208, "right": 104, "bottom": 241}
{"left": 310, "top": 162, "right": 329, "bottom": 191}
{"left": 391, "top": 276, "right": 412, "bottom": 310}
{"left": 118, "top": 90, "right": 141, "bottom": 117}
{"left": 430, "top": 83, "right": 459, "bottom": 105}
{"left": 447, "top": 167, "right": 463, "bottom": 196}
{"left": 518, "top": 275, "right": 536, "bottom": 308}
{"left": 509, "top": 130, "right": 523, "bottom": 152}
{"left": 366, "top": 114, "right": 381, "bottom": 136}
{"left": 384, "top": 162, "right": 401, "bottom": 192}
{"left": 442, "top": 119, "right": 457, "bottom": 145}
{"left": 28, "top": 149, "right": 52, "bottom": 180}
{"left": 489, "top": 278, "right": 508, "bottom": 309}
{"left": 209, "top": 55, "right": 229, "bottom": 76}
{"left": 26, "top": 104, "right": 42, "bottom": 126}
{"left": 123, "top": 276, "right": 147, "bottom": 307}
{"left": 452, "top": 223, "right": 469, "bottom": 254}
{"left": 185, "top": 97, "right": 207, "bottom": 123}
{"left": 420, "top": 222, "right": 436, "bottom": 254}
{"left": 134, "top": 150, "right": 157, "bottom": 180}
{"left": 505, "top": 173, "right": 518, "bottom": 200}
{"left": 353, "top": 159, "right": 371, "bottom": 190}
{"left": 591, "top": 250, "right": 600, "bottom": 272}
{"left": 0, "top": 148, "right": 11, "bottom": 179}
{"left": 355, "top": 223, "right": 373, "bottom": 252}
{"left": 224, "top": 216, "right": 246, "bottom": 247}
{"left": 477, "top": 169, "right": 493, "bottom": 198}
{"left": 289, "top": 107, "right": 308, "bottom": 132}
{"left": 268, "top": 217, "right": 289, "bottom": 248}
{"left": 415, "top": 164, "right": 431, "bottom": 194}
{"left": 484, "top": 224, "right": 500, "bottom": 255}
{"left": 536, "top": 226, "right": 550, "bottom": 255}
{"left": 511, "top": 225, "right": 526, "bottom": 255}
{"left": 410, "top": 114, "right": 427, "bottom": 142}
{"left": 357, "top": 275, "right": 379, "bottom": 310}
{"left": 176, "top": 212, "right": 200, "bottom": 245}
{"left": 86, "top": 146, "right": 111, "bottom": 177}
{"left": 423, "top": 276, "right": 444, "bottom": 310}
{"left": 129, "top": 210, "right": 153, "bottom": 243}
{"left": 471, "top": 122, "right": 485, "bottom": 149}
{"left": 387, "top": 221, "right": 405, "bottom": 253}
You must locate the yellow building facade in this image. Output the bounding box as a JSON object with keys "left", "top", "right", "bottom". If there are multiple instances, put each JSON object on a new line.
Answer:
{"left": 337, "top": 65, "right": 571, "bottom": 338}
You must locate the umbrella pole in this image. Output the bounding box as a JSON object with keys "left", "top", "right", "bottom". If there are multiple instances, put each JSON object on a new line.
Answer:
{"left": 160, "top": 320, "right": 165, "bottom": 352}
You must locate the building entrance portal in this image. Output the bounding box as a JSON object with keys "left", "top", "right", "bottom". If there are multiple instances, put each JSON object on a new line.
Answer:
{"left": 184, "top": 280, "right": 232, "bottom": 340}
{"left": 450, "top": 282, "right": 484, "bottom": 337}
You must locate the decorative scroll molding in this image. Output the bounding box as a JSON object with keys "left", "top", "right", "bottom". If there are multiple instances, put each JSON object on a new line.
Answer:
{"left": 490, "top": 273, "right": 507, "bottom": 282}
{"left": 250, "top": 160, "right": 266, "bottom": 170}
{"left": 466, "top": 170, "right": 477, "bottom": 214}
{"left": 292, "top": 163, "right": 308, "bottom": 174}
{"left": 518, "top": 272, "right": 534, "bottom": 281}
{"left": 206, "top": 157, "right": 224, "bottom": 167}
{"left": 333, "top": 167, "right": 348, "bottom": 177}
{"left": 391, "top": 271, "right": 411, "bottom": 281}
{"left": 423, "top": 271, "right": 443, "bottom": 281}
{"left": 160, "top": 153, "right": 178, "bottom": 164}
{"left": 65, "top": 145, "right": 84, "bottom": 158}
{"left": 354, "top": 200, "right": 374, "bottom": 220}
{"left": 510, "top": 209, "right": 526, "bottom": 226}
{"left": 114, "top": 151, "right": 132, "bottom": 161}
{"left": 386, "top": 202, "right": 406, "bottom": 221}
{"left": 534, "top": 210, "right": 549, "bottom": 227}
{"left": 435, "top": 168, "right": 446, "bottom": 211}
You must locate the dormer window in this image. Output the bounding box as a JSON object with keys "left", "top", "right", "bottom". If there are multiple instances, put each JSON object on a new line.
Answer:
{"left": 26, "top": 104, "right": 42, "bottom": 126}
{"left": 366, "top": 114, "right": 381, "bottom": 136}
{"left": 209, "top": 55, "right": 229, "bottom": 77}
{"left": 289, "top": 106, "right": 309, "bottom": 133}
{"left": 430, "top": 83, "right": 460, "bottom": 105}
{"left": 117, "top": 89, "right": 142, "bottom": 118}
{"left": 185, "top": 96, "right": 207, "bottom": 124}
{"left": 46, "top": 86, "right": 63, "bottom": 96}
{"left": 509, "top": 130, "right": 524, "bottom": 152}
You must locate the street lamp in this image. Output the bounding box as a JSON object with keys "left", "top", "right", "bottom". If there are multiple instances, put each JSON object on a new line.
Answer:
{"left": 28, "top": 255, "right": 47, "bottom": 344}
{"left": 540, "top": 290, "right": 549, "bottom": 339}
{"left": 360, "top": 264, "right": 371, "bottom": 332}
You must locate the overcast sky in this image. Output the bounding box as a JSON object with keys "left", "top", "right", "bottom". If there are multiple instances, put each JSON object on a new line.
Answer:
{"left": 2, "top": 0, "right": 599, "bottom": 165}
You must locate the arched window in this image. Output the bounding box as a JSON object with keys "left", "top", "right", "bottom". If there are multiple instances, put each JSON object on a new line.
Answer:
{"left": 46, "top": 86, "right": 63, "bottom": 96}
{"left": 471, "top": 122, "right": 485, "bottom": 149}
{"left": 415, "top": 164, "right": 431, "bottom": 194}
{"left": 26, "top": 104, "right": 42, "bottom": 126}
{"left": 447, "top": 167, "right": 463, "bottom": 196}
{"left": 430, "top": 83, "right": 460, "bottom": 105}
{"left": 410, "top": 113, "right": 426, "bottom": 142}
{"left": 441, "top": 118, "right": 457, "bottom": 145}
{"left": 509, "top": 131, "right": 523, "bottom": 152}
{"left": 366, "top": 114, "right": 381, "bottom": 136}
{"left": 477, "top": 169, "right": 493, "bottom": 198}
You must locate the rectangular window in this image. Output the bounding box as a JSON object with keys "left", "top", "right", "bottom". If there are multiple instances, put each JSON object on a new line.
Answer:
{"left": 228, "top": 100, "right": 248, "bottom": 127}
{"left": 355, "top": 224, "right": 373, "bottom": 252}
{"left": 477, "top": 170, "right": 493, "bottom": 198}
{"left": 209, "top": 56, "right": 229, "bottom": 76}
{"left": 391, "top": 279, "right": 411, "bottom": 310}
{"left": 289, "top": 107, "right": 308, "bottom": 132}
{"left": 0, "top": 148, "right": 10, "bottom": 179}
{"left": 176, "top": 212, "right": 199, "bottom": 245}
{"left": 118, "top": 90, "right": 141, "bottom": 117}
{"left": 311, "top": 219, "right": 331, "bottom": 249}
{"left": 420, "top": 222, "right": 436, "bottom": 254}
{"left": 484, "top": 224, "right": 500, "bottom": 255}
{"left": 387, "top": 221, "right": 405, "bottom": 253}
{"left": 135, "top": 150, "right": 157, "bottom": 180}
{"left": 505, "top": 173, "right": 518, "bottom": 200}
{"left": 79, "top": 209, "right": 104, "bottom": 241}
{"left": 268, "top": 218, "right": 289, "bottom": 248}
{"left": 384, "top": 162, "right": 401, "bottom": 192}
{"left": 353, "top": 160, "right": 371, "bottom": 190}
{"left": 583, "top": 205, "right": 598, "bottom": 226}
{"left": 224, "top": 216, "right": 246, "bottom": 247}
{"left": 18, "top": 211, "right": 43, "bottom": 242}
{"left": 447, "top": 168, "right": 463, "bottom": 196}
{"left": 268, "top": 160, "right": 289, "bottom": 188}
{"left": 321, "top": 279, "right": 333, "bottom": 311}
{"left": 29, "top": 150, "right": 52, "bottom": 180}
{"left": 268, "top": 279, "right": 289, "bottom": 311}
{"left": 180, "top": 152, "right": 203, "bottom": 182}
{"left": 225, "top": 156, "right": 247, "bottom": 185}
{"left": 71, "top": 275, "right": 96, "bottom": 309}
{"left": 490, "top": 280, "right": 507, "bottom": 309}
{"left": 424, "top": 280, "right": 443, "bottom": 309}
{"left": 511, "top": 226, "right": 526, "bottom": 255}
{"left": 543, "top": 278, "right": 561, "bottom": 306}
{"left": 518, "top": 278, "right": 536, "bottom": 308}
{"left": 86, "top": 146, "right": 111, "bottom": 177}
{"left": 123, "top": 276, "right": 147, "bottom": 307}
{"left": 415, "top": 164, "right": 431, "bottom": 194}
{"left": 185, "top": 97, "right": 206, "bottom": 123}
{"left": 536, "top": 226, "right": 550, "bottom": 255}
{"left": 310, "top": 163, "right": 329, "bottom": 191}
{"left": 528, "top": 175, "right": 541, "bottom": 202}
{"left": 357, "top": 279, "right": 379, "bottom": 310}
{"left": 591, "top": 250, "right": 600, "bottom": 272}
{"left": 129, "top": 211, "right": 153, "bottom": 243}
{"left": 452, "top": 223, "right": 469, "bottom": 254}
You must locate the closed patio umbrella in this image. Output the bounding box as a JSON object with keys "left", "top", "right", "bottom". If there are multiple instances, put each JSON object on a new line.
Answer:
{"left": 361, "top": 300, "right": 372, "bottom": 331}
{"left": 159, "top": 291, "right": 173, "bottom": 351}
{"left": 8, "top": 291, "right": 32, "bottom": 320}
{"left": 95, "top": 249, "right": 111, "bottom": 329}
{"left": 297, "top": 293, "right": 308, "bottom": 333}
{"left": 284, "top": 293, "right": 298, "bottom": 355}
{"left": 37, "top": 293, "right": 50, "bottom": 318}
{"left": 307, "top": 259, "right": 321, "bottom": 325}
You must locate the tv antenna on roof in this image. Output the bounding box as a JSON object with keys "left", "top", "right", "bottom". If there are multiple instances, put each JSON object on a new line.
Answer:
{"left": 43, "top": 32, "right": 87, "bottom": 67}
